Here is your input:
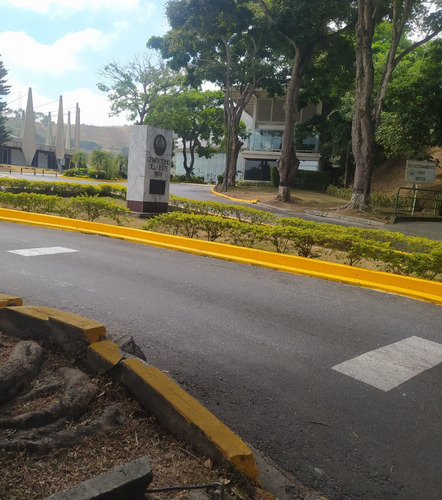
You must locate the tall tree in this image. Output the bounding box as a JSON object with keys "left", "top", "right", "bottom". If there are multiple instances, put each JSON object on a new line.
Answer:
{"left": 377, "top": 38, "right": 442, "bottom": 160}
{"left": 349, "top": 0, "right": 442, "bottom": 210}
{"left": 149, "top": 0, "right": 284, "bottom": 186}
{"left": 97, "top": 52, "right": 181, "bottom": 124}
{"left": 257, "top": 0, "right": 355, "bottom": 201}
{"left": 0, "top": 56, "right": 10, "bottom": 146}
{"left": 145, "top": 89, "right": 224, "bottom": 178}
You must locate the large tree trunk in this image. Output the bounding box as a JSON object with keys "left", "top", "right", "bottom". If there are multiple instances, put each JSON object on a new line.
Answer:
{"left": 277, "top": 51, "right": 303, "bottom": 202}
{"left": 227, "top": 117, "right": 243, "bottom": 186}
{"left": 349, "top": 0, "right": 420, "bottom": 210}
{"left": 182, "top": 141, "right": 192, "bottom": 179}
{"left": 348, "top": 0, "right": 376, "bottom": 210}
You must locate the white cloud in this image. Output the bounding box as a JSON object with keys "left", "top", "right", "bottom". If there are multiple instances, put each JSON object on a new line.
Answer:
{"left": 62, "top": 88, "right": 131, "bottom": 126}
{"left": 0, "top": 0, "right": 141, "bottom": 14}
{"left": 6, "top": 77, "right": 130, "bottom": 127}
{"left": 0, "top": 29, "right": 113, "bottom": 76}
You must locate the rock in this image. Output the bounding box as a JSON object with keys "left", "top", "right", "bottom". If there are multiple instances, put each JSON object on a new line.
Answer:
{"left": 120, "top": 336, "right": 146, "bottom": 361}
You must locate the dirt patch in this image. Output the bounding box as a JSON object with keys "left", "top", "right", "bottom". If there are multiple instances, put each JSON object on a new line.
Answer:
{"left": 0, "top": 332, "right": 266, "bottom": 500}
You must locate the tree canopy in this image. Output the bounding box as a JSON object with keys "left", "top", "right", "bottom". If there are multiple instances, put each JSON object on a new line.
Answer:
{"left": 256, "top": 0, "right": 355, "bottom": 201}
{"left": 97, "top": 52, "right": 181, "bottom": 124}
{"left": 349, "top": 0, "right": 442, "bottom": 209}
{"left": 148, "top": 0, "right": 286, "bottom": 186}
{"left": 144, "top": 88, "right": 224, "bottom": 178}
{"left": 377, "top": 38, "right": 442, "bottom": 160}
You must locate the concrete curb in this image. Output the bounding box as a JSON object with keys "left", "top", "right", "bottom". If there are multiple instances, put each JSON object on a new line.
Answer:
{"left": 0, "top": 295, "right": 258, "bottom": 484}
{"left": 1, "top": 208, "right": 441, "bottom": 305}
{"left": 210, "top": 186, "right": 259, "bottom": 204}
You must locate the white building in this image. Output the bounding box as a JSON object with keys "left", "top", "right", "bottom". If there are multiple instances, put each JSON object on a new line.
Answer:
{"left": 174, "top": 89, "right": 322, "bottom": 182}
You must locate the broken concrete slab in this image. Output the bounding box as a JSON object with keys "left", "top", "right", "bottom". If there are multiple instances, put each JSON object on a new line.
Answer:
{"left": 45, "top": 456, "right": 152, "bottom": 500}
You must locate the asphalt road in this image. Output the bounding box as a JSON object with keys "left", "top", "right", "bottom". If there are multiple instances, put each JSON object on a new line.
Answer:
{"left": 1, "top": 221, "right": 441, "bottom": 499}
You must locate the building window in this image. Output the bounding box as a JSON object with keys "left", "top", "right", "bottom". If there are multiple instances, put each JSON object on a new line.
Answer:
{"left": 244, "top": 159, "right": 275, "bottom": 181}
{"left": 247, "top": 130, "right": 283, "bottom": 151}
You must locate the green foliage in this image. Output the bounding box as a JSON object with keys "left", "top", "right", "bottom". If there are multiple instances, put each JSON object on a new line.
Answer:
{"left": 291, "top": 171, "right": 332, "bottom": 191}
{"left": 170, "top": 174, "right": 205, "bottom": 184}
{"left": 142, "top": 197, "right": 442, "bottom": 280}
{"left": 144, "top": 88, "right": 224, "bottom": 178}
{"left": 377, "top": 39, "right": 442, "bottom": 159}
{"left": 97, "top": 52, "right": 181, "bottom": 124}
{"left": 270, "top": 166, "right": 280, "bottom": 187}
{"left": 72, "top": 151, "right": 89, "bottom": 168}
{"left": 86, "top": 150, "right": 127, "bottom": 180}
{"left": 0, "top": 192, "right": 62, "bottom": 213}
{"left": 168, "top": 195, "right": 276, "bottom": 224}
{"left": 0, "top": 178, "right": 126, "bottom": 199}
{"left": 326, "top": 185, "right": 353, "bottom": 200}
{"left": 0, "top": 191, "right": 131, "bottom": 225}
{"left": 87, "top": 169, "right": 106, "bottom": 179}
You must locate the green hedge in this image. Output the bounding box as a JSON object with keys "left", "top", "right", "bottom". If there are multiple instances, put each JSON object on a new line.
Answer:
{"left": 0, "top": 192, "right": 131, "bottom": 225}
{"left": 170, "top": 174, "right": 206, "bottom": 184}
{"left": 0, "top": 178, "right": 127, "bottom": 199}
{"left": 269, "top": 167, "right": 331, "bottom": 191}
{"left": 143, "top": 198, "right": 442, "bottom": 281}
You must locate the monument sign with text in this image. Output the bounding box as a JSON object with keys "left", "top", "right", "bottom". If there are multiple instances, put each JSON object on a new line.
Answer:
{"left": 127, "top": 125, "right": 173, "bottom": 214}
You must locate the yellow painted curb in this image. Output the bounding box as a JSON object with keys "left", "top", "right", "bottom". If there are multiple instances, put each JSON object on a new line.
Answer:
{"left": 1, "top": 208, "right": 441, "bottom": 305}
{"left": 0, "top": 293, "right": 23, "bottom": 308}
{"left": 121, "top": 357, "right": 259, "bottom": 481}
{"left": 0, "top": 305, "right": 105, "bottom": 353}
{"left": 211, "top": 186, "right": 259, "bottom": 204}
{"left": 87, "top": 340, "right": 124, "bottom": 374}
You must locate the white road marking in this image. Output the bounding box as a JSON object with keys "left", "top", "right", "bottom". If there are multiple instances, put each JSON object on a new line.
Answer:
{"left": 8, "top": 246, "right": 78, "bottom": 257}
{"left": 332, "top": 336, "right": 442, "bottom": 391}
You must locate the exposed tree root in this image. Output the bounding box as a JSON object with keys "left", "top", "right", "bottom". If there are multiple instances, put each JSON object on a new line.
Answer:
{"left": 13, "top": 376, "right": 63, "bottom": 405}
{"left": 0, "top": 367, "right": 98, "bottom": 429}
{"left": 0, "top": 341, "right": 44, "bottom": 404}
{"left": 0, "top": 403, "right": 125, "bottom": 453}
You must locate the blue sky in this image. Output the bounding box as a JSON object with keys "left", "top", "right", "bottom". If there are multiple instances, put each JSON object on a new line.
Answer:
{"left": 0, "top": 0, "right": 170, "bottom": 126}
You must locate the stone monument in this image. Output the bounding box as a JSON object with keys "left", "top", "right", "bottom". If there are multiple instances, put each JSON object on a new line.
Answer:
{"left": 127, "top": 125, "right": 173, "bottom": 215}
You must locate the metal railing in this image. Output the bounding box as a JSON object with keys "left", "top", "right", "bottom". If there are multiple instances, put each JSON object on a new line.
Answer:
{"left": 394, "top": 186, "right": 442, "bottom": 219}
{"left": 0, "top": 165, "right": 58, "bottom": 177}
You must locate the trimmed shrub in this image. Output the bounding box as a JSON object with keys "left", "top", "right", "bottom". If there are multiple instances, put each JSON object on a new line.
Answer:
{"left": 291, "top": 171, "right": 332, "bottom": 191}
{"left": 270, "top": 166, "right": 280, "bottom": 187}
{"left": 87, "top": 169, "right": 106, "bottom": 179}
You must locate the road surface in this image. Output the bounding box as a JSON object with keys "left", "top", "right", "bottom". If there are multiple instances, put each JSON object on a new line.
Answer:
{"left": 1, "top": 221, "right": 441, "bottom": 499}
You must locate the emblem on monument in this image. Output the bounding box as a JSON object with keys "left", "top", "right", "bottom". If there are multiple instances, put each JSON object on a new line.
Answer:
{"left": 153, "top": 134, "right": 167, "bottom": 156}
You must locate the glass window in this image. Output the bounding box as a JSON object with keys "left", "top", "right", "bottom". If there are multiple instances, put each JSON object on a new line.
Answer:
{"left": 244, "top": 159, "right": 275, "bottom": 181}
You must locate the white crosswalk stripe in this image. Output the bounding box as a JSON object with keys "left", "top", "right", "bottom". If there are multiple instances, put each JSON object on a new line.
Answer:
{"left": 332, "top": 336, "right": 442, "bottom": 391}
{"left": 8, "top": 246, "right": 78, "bottom": 257}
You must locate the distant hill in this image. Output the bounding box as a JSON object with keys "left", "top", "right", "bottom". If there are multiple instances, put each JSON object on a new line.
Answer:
{"left": 5, "top": 118, "right": 131, "bottom": 155}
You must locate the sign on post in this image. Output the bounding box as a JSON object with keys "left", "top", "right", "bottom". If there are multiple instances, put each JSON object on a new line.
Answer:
{"left": 405, "top": 160, "right": 436, "bottom": 185}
